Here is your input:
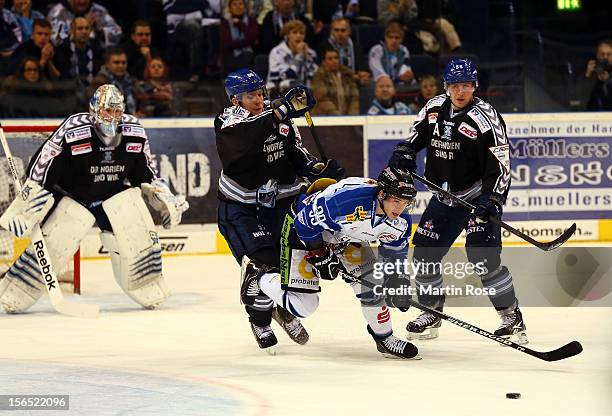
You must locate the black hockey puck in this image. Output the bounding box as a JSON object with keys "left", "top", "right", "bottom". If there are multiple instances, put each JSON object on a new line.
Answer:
{"left": 506, "top": 393, "right": 521, "bottom": 399}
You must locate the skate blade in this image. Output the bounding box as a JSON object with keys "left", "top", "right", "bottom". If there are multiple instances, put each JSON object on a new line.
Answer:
{"left": 406, "top": 327, "right": 439, "bottom": 341}
{"left": 498, "top": 332, "right": 529, "bottom": 346}
{"left": 381, "top": 352, "right": 422, "bottom": 360}
{"left": 263, "top": 346, "right": 277, "bottom": 356}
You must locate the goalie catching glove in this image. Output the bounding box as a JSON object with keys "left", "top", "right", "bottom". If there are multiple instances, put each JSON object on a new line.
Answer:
{"left": 0, "top": 179, "right": 54, "bottom": 237}
{"left": 304, "top": 246, "right": 348, "bottom": 281}
{"left": 141, "top": 179, "right": 189, "bottom": 229}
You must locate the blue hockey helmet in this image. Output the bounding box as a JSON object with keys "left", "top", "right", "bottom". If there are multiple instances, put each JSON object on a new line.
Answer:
{"left": 224, "top": 68, "right": 265, "bottom": 99}
{"left": 443, "top": 58, "right": 478, "bottom": 88}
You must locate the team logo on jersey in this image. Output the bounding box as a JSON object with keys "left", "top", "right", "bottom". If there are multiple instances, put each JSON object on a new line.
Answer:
{"left": 102, "top": 151, "right": 115, "bottom": 164}
{"left": 428, "top": 112, "right": 438, "bottom": 124}
{"left": 122, "top": 125, "right": 146, "bottom": 138}
{"left": 458, "top": 122, "right": 478, "bottom": 139}
{"left": 489, "top": 144, "right": 510, "bottom": 173}
{"left": 442, "top": 124, "right": 453, "bottom": 140}
{"left": 126, "top": 142, "right": 143, "bottom": 153}
{"left": 279, "top": 124, "right": 290, "bottom": 137}
{"left": 345, "top": 206, "right": 368, "bottom": 222}
{"left": 65, "top": 126, "right": 92, "bottom": 143}
{"left": 71, "top": 142, "right": 92, "bottom": 155}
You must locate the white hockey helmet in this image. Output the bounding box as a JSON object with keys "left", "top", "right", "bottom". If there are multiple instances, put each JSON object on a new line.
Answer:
{"left": 90, "top": 84, "right": 125, "bottom": 145}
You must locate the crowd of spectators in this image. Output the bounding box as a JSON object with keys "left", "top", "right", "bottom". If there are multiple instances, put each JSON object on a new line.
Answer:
{"left": 0, "top": 0, "right": 608, "bottom": 117}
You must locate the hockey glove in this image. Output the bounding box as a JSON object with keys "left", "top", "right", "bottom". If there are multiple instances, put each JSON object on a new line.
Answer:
{"left": 272, "top": 86, "right": 316, "bottom": 121}
{"left": 142, "top": 179, "right": 190, "bottom": 229}
{"left": 388, "top": 141, "right": 417, "bottom": 172}
{"left": 384, "top": 274, "right": 411, "bottom": 312}
{"left": 0, "top": 179, "right": 54, "bottom": 238}
{"left": 304, "top": 159, "right": 345, "bottom": 182}
{"left": 305, "top": 246, "right": 348, "bottom": 281}
{"left": 473, "top": 193, "right": 503, "bottom": 224}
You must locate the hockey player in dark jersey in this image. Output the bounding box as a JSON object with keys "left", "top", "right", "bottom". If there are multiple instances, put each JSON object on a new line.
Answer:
{"left": 0, "top": 84, "right": 188, "bottom": 313}
{"left": 388, "top": 58, "right": 528, "bottom": 345}
{"left": 216, "top": 68, "right": 344, "bottom": 351}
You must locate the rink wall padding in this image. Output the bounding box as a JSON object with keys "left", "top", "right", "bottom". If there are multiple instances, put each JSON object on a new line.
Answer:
{"left": 2, "top": 113, "right": 611, "bottom": 256}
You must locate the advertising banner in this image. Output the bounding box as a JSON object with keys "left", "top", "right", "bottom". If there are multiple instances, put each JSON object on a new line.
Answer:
{"left": 366, "top": 114, "right": 612, "bottom": 223}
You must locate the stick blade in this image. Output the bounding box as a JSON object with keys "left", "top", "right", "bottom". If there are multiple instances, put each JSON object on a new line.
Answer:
{"left": 55, "top": 300, "right": 100, "bottom": 318}
{"left": 540, "top": 341, "right": 583, "bottom": 362}
{"left": 542, "top": 223, "right": 577, "bottom": 251}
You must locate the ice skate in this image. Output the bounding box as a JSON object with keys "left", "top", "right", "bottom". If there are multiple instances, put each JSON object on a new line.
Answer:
{"left": 250, "top": 322, "right": 278, "bottom": 354}
{"left": 272, "top": 306, "right": 309, "bottom": 345}
{"left": 406, "top": 311, "right": 442, "bottom": 340}
{"left": 368, "top": 326, "right": 420, "bottom": 359}
{"left": 494, "top": 306, "right": 528, "bottom": 345}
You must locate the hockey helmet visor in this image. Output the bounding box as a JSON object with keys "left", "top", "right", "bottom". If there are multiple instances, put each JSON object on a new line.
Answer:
{"left": 443, "top": 58, "right": 478, "bottom": 88}
{"left": 378, "top": 167, "right": 417, "bottom": 210}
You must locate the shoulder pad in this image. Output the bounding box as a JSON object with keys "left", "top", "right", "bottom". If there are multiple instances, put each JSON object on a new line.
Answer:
{"left": 425, "top": 94, "right": 447, "bottom": 110}
{"left": 467, "top": 107, "right": 492, "bottom": 133}
{"left": 121, "top": 113, "right": 140, "bottom": 124}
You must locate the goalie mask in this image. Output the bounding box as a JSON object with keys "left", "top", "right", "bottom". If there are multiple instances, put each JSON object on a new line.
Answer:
{"left": 90, "top": 84, "right": 125, "bottom": 146}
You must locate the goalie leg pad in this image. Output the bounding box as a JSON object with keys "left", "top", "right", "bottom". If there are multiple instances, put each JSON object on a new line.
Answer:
{"left": 0, "top": 196, "right": 95, "bottom": 313}
{"left": 0, "top": 248, "right": 45, "bottom": 313}
{"left": 101, "top": 188, "right": 170, "bottom": 308}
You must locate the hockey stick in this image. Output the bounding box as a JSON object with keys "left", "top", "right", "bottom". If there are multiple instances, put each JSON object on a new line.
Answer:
{"left": 340, "top": 271, "right": 583, "bottom": 362}
{"left": 304, "top": 111, "right": 328, "bottom": 162}
{"left": 0, "top": 123, "right": 99, "bottom": 318}
{"left": 410, "top": 172, "right": 576, "bottom": 251}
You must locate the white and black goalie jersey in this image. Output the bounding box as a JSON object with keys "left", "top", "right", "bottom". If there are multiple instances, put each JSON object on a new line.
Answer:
{"left": 404, "top": 94, "right": 511, "bottom": 201}
{"left": 215, "top": 104, "right": 316, "bottom": 204}
{"left": 27, "top": 112, "right": 158, "bottom": 206}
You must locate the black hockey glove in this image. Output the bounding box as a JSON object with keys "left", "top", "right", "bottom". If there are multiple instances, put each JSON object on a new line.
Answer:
{"left": 473, "top": 193, "right": 504, "bottom": 224}
{"left": 381, "top": 268, "right": 411, "bottom": 312}
{"left": 388, "top": 141, "right": 417, "bottom": 172}
{"left": 272, "top": 86, "right": 316, "bottom": 121}
{"left": 305, "top": 246, "right": 348, "bottom": 281}
{"left": 304, "top": 159, "right": 345, "bottom": 182}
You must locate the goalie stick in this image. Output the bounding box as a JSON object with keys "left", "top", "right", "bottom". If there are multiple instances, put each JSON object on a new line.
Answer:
{"left": 410, "top": 172, "right": 576, "bottom": 251}
{"left": 0, "top": 123, "right": 99, "bottom": 318}
{"left": 339, "top": 271, "right": 583, "bottom": 362}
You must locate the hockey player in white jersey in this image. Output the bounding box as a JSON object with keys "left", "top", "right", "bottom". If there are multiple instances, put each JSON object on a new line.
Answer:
{"left": 0, "top": 84, "right": 189, "bottom": 313}
{"left": 240, "top": 167, "right": 420, "bottom": 359}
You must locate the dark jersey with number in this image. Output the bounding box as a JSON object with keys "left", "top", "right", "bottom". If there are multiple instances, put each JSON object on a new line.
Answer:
{"left": 27, "top": 112, "right": 158, "bottom": 206}
{"left": 215, "top": 104, "right": 315, "bottom": 204}
{"left": 403, "top": 94, "right": 511, "bottom": 202}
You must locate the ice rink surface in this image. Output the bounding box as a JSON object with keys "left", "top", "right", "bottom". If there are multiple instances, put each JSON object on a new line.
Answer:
{"left": 1, "top": 254, "right": 610, "bottom": 416}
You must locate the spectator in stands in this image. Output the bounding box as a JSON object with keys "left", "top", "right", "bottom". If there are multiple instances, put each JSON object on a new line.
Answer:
{"left": 11, "top": 19, "right": 60, "bottom": 80}
{"left": 311, "top": 48, "right": 359, "bottom": 115}
{"left": 55, "top": 16, "right": 103, "bottom": 88}
{"left": 259, "top": 0, "right": 317, "bottom": 54}
{"left": 11, "top": 0, "right": 44, "bottom": 42}
{"left": 47, "top": 0, "right": 122, "bottom": 47}
{"left": 367, "top": 74, "right": 412, "bottom": 115}
{"left": 586, "top": 39, "right": 612, "bottom": 111}
{"left": 220, "top": 0, "right": 259, "bottom": 75}
{"left": 89, "top": 47, "right": 141, "bottom": 114}
{"left": 223, "top": 0, "right": 273, "bottom": 24}
{"left": 368, "top": 22, "right": 414, "bottom": 86}
{"left": 1, "top": 56, "right": 53, "bottom": 109}
{"left": 377, "top": 0, "right": 462, "bottom": 54}
{"left": 319, "top": 17, "right": 370, "bottom": 86}
{"left": 121, "top": 20, "right": 159, "bottom": 81}
{"left": 409, "top": 73, "right": 439, "bottom": 112}
{"left": 267, "top": 19, "right": 317, "bottom": 96}
{"left": 137, "top": 57, "right": 176, "bottom": 117}
{"left": 162, "top": 0, "right": 208, "bottom": 83}
{"left": 0, "top": 1, "right": 22, "bottom": 75}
